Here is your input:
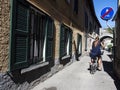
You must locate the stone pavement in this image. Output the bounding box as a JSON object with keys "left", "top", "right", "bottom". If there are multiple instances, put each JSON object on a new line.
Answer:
{"left": 31, "top": 51, "right": 119, "bottom": 90}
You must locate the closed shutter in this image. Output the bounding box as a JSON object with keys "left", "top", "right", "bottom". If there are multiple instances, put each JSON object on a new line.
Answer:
{"left": 60, "top": 25, "right": 66, "bottom": 58}
{"left": 10, "top": 0, "right": 29, "bottom": 71}
{"left": 45, "top": 18, "right": 54, "bottom": 61}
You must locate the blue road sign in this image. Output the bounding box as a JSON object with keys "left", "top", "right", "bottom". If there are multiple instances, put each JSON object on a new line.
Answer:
{"left": 101, "top": 7, "right": 114, "bottom": 21}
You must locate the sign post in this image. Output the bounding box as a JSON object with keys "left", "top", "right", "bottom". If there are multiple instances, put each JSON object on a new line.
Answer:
{"left": 101, "top": 7, "right": 115, "bottom": 65}
{"left": 101, "top": 7, "right": 114, "bottom": 21}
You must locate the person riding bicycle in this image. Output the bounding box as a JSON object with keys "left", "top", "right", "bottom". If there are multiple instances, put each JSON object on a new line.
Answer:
{"left": 89, "top": 36, "right": 104, "bottom": 71}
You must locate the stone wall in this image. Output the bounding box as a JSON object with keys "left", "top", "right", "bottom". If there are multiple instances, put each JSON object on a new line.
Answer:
{"left": 0, "top": 0, "right": 100, "bottom": 89}
{"left": 0, "top": 60, "right": 65, "bottom": 90}
{"left": 0, "top": 0, "right": 10, "bottom": 72}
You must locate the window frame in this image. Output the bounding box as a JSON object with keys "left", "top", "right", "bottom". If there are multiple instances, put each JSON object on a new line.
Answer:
{"left": 60, "top": 24, "right": 72, "bottom": 58}
{"left": 77, "top": 34, "right": 82, "bottom": 56}
{"left": 29, "top": 7, "right": 47, "bottom": 64}
{"left": 10, "top": 0, "right": 54, "bottom": 71}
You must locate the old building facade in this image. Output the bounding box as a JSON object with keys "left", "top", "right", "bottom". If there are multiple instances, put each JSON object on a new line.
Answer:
{"left": 0, "top": 0, "right": 101, "bottom": 89}
{"left": 113, "top": 0, "right": 120, "bottom": 79}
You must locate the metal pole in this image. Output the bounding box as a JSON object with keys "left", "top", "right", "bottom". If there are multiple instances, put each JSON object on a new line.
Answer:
{"left": 106, "top": 21, "right": 115, "bottom": 66}
{"left": 106, "top": 21, "right": 113, "bottom": 30}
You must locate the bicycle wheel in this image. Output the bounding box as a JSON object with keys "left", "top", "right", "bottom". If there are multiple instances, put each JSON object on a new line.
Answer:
{"left": 90, "top": 64, "right": 94, "bottom": 74}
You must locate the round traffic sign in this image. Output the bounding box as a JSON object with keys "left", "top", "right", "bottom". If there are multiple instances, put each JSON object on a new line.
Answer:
{"left": 101, "top": 7, "right": 114, "bottom": 21}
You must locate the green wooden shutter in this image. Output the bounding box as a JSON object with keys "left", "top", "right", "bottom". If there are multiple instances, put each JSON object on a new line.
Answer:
{"left": 10, "top": 0, "right": 29, "bottom": 71}
{"left": 79, "top": 35, "right": 82, "bottom": 55}
{"left": 77, "top": 34, "right": 80, "bottom": 54}
{"left": 60, "top": 25, "right": 66, "bottom": 58}
{"left": 77, "top": 34, "right": 82, "bottom": 55}
{"left": 45, "top": 18, "right": 54, "bottom": 61}
{"left": 69, "top": 30, "right": 72, "bottom": 56}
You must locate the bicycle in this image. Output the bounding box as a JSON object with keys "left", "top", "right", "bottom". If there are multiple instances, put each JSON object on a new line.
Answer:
{"left": 89, "top": 50, "right": 104, "bottom": 74}
{"left": 90, "top": 57, "right": 98, "bottom": 74}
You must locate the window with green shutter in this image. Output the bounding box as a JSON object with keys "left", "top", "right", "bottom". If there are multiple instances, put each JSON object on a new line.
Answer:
{"left": 60, "top": 24, "right": 72, "bottom": 58}
{"left": 60, "top": 25, "right": 66, "bottom": 57}
{"left": 45, "top": 18, "right": 54, "bottom": 61}
{"left": 29, "top": 7, "right": 54, "bottom": 64}
{"left": 60, "top": 25, "right": 67, "bottom": 58}
{"left": 10, "top": 0, "right": 30, "bottom": 71}
{"left": 10, "top": 0, "right": 54, "bottom": 71}
{"left": 29, "top": 7, "right": 47, "bottom": 64}
{"left": 77, "top": 34, "right": 82, "bottom": 56}
{"left": 69, "top": 30, "right": 72, "bottom": 55}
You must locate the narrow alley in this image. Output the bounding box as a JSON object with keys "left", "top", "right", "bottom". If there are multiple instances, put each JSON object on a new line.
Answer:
{"left": 1, "top": 0, "right": 120, "bottom": 90}
{"left": 32, "top": 51, "right": 120, "bottom": 90}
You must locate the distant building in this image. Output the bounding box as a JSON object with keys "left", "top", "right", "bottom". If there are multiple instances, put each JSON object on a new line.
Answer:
{"left": 0, "top": 0, "right": 101, "bottom": 89}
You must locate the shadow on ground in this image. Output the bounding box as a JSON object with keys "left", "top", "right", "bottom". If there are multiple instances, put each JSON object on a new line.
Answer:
{"left": 102, "top": 58, "right": 120, "bottom": 90}
{"left": 42, "top": 87, "right": 57, "bottom": 90}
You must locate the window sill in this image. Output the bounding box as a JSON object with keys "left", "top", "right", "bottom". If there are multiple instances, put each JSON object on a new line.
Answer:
{"left": 21, "top": 61, "right": 49, "bottom": 74}
{"left": 61, "top": 55, "right": 70, "bottom": 60}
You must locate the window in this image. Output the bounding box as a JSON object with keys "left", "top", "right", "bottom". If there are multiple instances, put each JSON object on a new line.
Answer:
{"left": 74, "top": 0, "right": 78, "bottom": 14}
{"left": 29, "top": 8, "right": 46, "bottom": 64}
{"left": 10, "top": 0, "right": 54, "bottom": 71}
{"left": 77, "top": 34, "right": 82, "bottom": 56}
{"left": 60, "top": 24, "right": 72, "bottom": 58}
{"left": 29, "top": 8, "right": 54, "bottom": 64}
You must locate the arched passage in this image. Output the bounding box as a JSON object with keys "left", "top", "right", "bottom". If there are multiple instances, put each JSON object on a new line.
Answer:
{"left": 100, "top": 36, "right": 113, "bottom": 42}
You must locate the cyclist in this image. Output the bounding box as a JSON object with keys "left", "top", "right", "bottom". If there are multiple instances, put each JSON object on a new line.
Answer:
{"left": 89, "top": 36, "right": 105, "bottom": 71}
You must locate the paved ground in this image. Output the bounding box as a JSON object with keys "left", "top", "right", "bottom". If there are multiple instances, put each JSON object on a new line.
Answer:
{"left": 31, "top": 51, "right": 120, "bottom": 90}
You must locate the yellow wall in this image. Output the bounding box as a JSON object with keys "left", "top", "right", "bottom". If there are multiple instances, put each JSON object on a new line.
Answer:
{"left": 0, "top": 0, "right": 100, "bottom": 72}
{"left": 27, "top": 0, "right": 87, "bottom": 59}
